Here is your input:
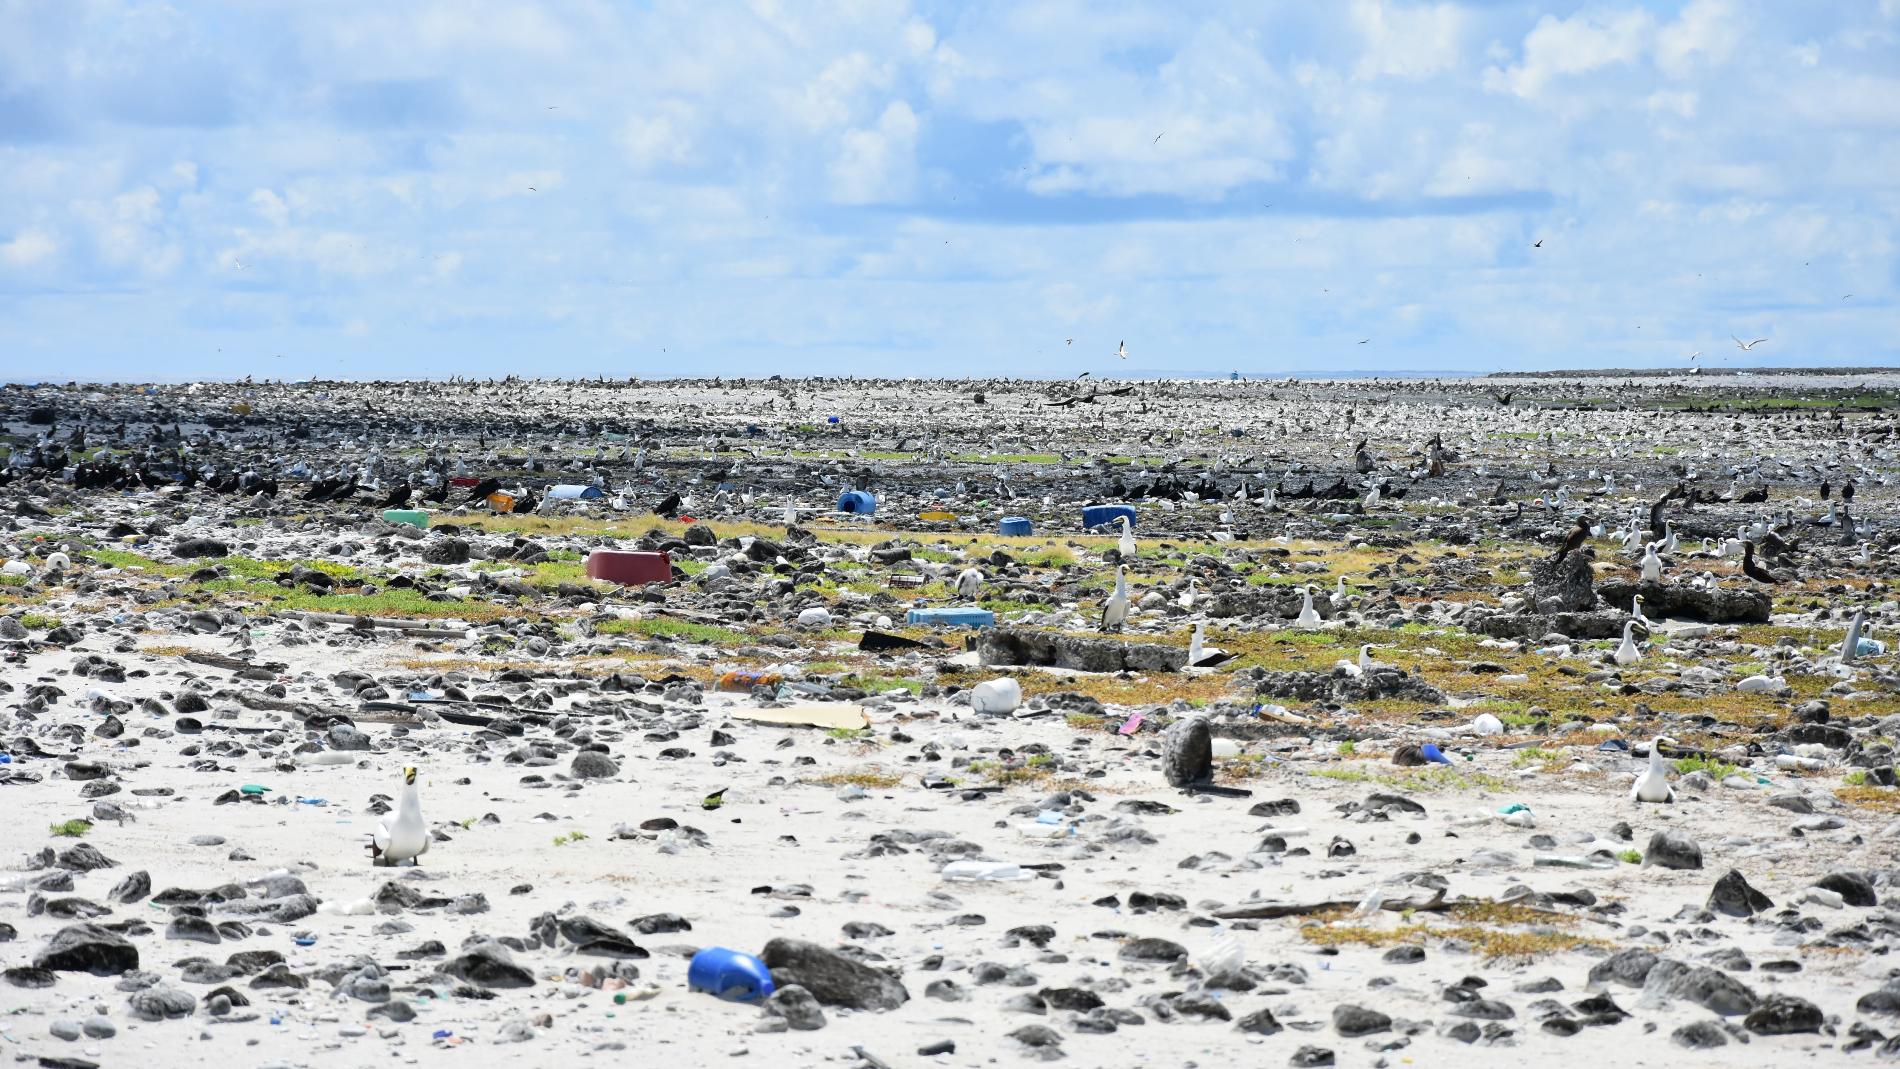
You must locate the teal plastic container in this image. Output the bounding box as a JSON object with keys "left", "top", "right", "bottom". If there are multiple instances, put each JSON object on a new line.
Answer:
{"left": 382, "top": 509, "right": 429, "bottom": 528}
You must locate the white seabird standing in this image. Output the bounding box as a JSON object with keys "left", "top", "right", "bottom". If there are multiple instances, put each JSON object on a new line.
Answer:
{"left": 1100, "top": 566, "right": 1129, "bottom": 633}
{"left": 371, "top": 766, "right": 429, "bottom": 867}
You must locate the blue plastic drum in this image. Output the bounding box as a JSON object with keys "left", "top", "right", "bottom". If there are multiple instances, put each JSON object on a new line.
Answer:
{"left": 688, "top": 947, "right": 776, "bottom": 1003}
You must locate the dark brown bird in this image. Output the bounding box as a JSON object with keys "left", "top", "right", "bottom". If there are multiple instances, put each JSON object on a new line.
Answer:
{"left": 1552, "top": 514, "right": 1595, "bottom": 563}
{"left": 1740, "top": 541, "right": 1780, "bottom": 584}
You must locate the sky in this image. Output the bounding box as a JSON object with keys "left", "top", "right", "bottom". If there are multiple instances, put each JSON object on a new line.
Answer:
{"left": 0, "top": 0, "right": 1896, "bottom": 382}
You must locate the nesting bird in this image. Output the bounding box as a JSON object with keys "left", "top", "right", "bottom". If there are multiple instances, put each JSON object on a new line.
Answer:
{"left": 1630, "top": 737, "right": 1675, "bottom": 804}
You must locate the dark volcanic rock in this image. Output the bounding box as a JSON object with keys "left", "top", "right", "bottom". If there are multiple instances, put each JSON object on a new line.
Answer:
{"left": 172, "top": 538, "right": 230, "bottom": 559}
{"left": 1642, "top": 962, "right": 1758, "bottom": 1016}
{"left": 760, "top": 938, "right": 908, "bottom": 1011}
{"left": 1744, "top": 994, "right": 1823, "bottom": 1035}
{"left": 442, "top": 943, "right": 534, "bottom": 989}
{"left": 34, "top": 924, "right": 138, "bottom": 976}
{"left": 1644, "top": 830, "right": 1703, "bottom": 870}
{"left": 1594, "top": 580, "right": 1771, "bottom": 624}
{"left": 1161, "top": 716, "right": 1212, "bottom": 787}
{"left": 1707, "top": 869, "right": 1773, "bottom": 917}
{"left": 978, "top": 628, "right": 1187, "bottom": 673}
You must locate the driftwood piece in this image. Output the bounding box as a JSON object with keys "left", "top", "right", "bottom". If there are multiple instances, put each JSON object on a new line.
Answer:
{"left": 183, "top": 650, "right": 288, "bottom": 673}
{"left": 1214, "top": 889, "right": 1452, "bottom": 920}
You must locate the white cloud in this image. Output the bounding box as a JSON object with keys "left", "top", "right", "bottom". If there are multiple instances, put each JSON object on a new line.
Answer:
{"left": 1656, "top": 0, "right": 1743, "bottom": 77}
{"left": 1646, "top": 90, "right": 1699, "bottom": 118}
{"left": 250, "top": 189, "right": 289, "bottom": 226}
{"left": 1351, "top": 0, "right": 1469, "bottom": 80}
{"left": 0, "top": 228, "right": 59, "bottom": 268}
{"left": 829, "top": 100, "right": 919, "bottom": 204}
{"left": 1487, "top": 10, "right": 1655, "bottom": 97}
{"left": 620, "top": 102, "right": 697, "bottom": 171}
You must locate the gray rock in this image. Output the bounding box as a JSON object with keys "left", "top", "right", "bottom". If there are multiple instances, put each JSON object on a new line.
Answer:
{"left": 1815, "top": 871, "right": 1877, "bottom": 907}
{"left": 1857, "top": 989, "right": 1900, "bottom": 1016}
{"left": 1643, "top": 829, "right": 1703, "bottom": 870}
{"left": 1161, "top": 716, "right": 1212, "bottom": 788}
{"left": 49, "top": 1018, "right": 81, "bottom": 1040}
{"left": 109, "top": 870, "right": 150, "bottom": 903}
{"left": 1589, "top": 948, "right": 1660, "bottom": 988}
{"left": 760, "top": 938, "right": 908, "bottom": 1011}
{"left": 1744, "top": 994, "right": 1822, "bottom": 1035}
{"left": 1449, "top": 999, "right": 1516, "bottom": 1020}
{"left": 35, "top": 924, "right": 139, "bottom": 975}
{"left": 128, "top": 985, "right": 197, "bottom": 1020}
{"left": 81, "top": 1015, "right": 115, "bottom": 1038}
{"left": 978, "top": 628, "right": 1189, "bottom": 673}
{"left": 1641, "top": 961, "right": 1758, "bottom": 1016}
{"left": 1119, "top": 937, "right": 1188, "bottom": 963}
{"left": 1288, "top": 1045, "right": 1336, "bottom": 1067}
{"left": 173, "top": 537, "right": 230, "bottom": 559}
{"left": 1236, "top": 1007, "right": 1283, "bottom": 1034}
{"left": 1592, "top": 580, "right": 1770, "bottom": 624}
{"left": 764, "top": 984, "right": 827, "bottom": 1030}
{"left": 442, "top": 942, "right": 534, "bottom": 989}
{"left": 55, "top": 843, "right": 118, "bottom": 871}
{"left": 421, "top": 538, "right": 471, "bottom": 565}
{"left": 1707, "top": 869, "right": 1773, "bottom": 917}
{"left": 1332, "top": 1004, "right": 1391, "bottom": 1036}
{"left": 1530, "top": 549, "right": 1597, "bottom": 613}
{"left": 570, "top": 751, "right": 618, "bottom": 779}
{"left": 166, "top": 915, "right": 221, "bottom": 944}
{"left": 1672, "top": 1020, "right": 1728, "bottom": 1048}
{"left": 1009, "top": 1024, "right": 1063, "bottom": 1048}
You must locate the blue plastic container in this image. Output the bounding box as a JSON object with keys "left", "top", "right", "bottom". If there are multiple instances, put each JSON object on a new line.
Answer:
{"left": 688, "top": 947, "right": 775, "bottom": 1003}
{"left": 997, "top": 516, "right": 1032, "bottom": 536}
{"left": 907, "top": 606, "right": 995, "bottom": 628}
{"left": 835, "top": 490, "right": 877, "bottom": 515}
{"left": 1081, "top": 504, "right": 1137, "bottom": 531}
{"left": 547, "top": 484, "right": 603, "bottom": 500}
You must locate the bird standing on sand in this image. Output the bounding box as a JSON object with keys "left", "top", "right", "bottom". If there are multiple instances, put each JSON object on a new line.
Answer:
{"left": 1631, "top": 737, "right": 1675, "bottom": 803}
{"left": 370, "top": 766, "right": 429, "bottom": 867}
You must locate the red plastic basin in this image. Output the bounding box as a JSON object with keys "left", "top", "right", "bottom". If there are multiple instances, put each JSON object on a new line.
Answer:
{"left": 586, "top": 549, "right": 672, "bottom": 586}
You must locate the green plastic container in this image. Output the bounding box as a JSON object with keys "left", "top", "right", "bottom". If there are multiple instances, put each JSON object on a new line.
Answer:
{"left": 382, "top": 509, "right": 429, "bottom": 528}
